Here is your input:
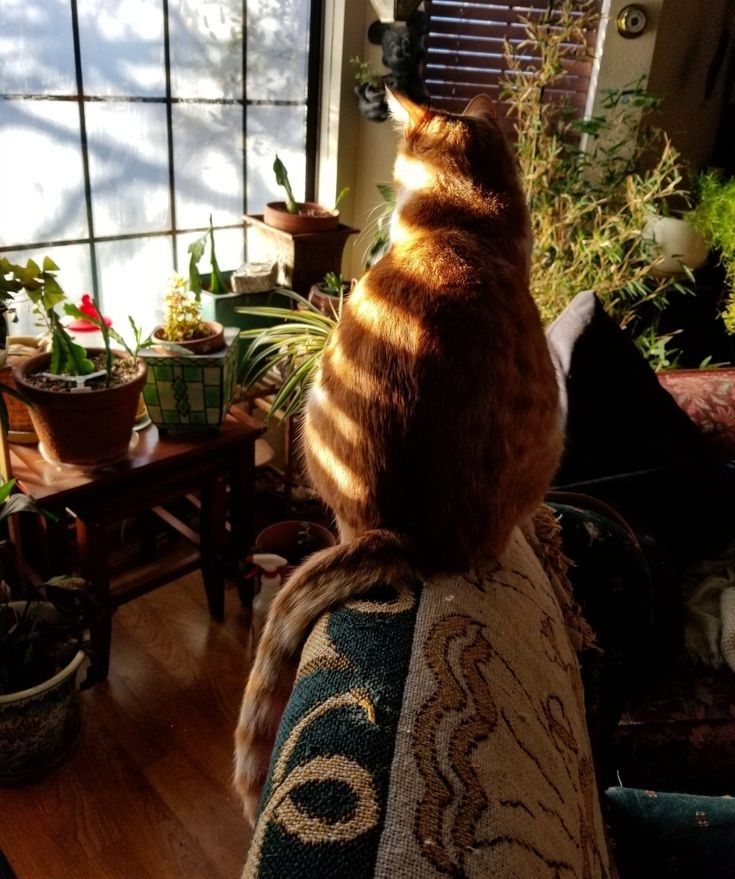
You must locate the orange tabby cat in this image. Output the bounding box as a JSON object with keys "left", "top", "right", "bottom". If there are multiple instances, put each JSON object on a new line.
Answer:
{"left": 234, "top": 91, "right": 562, "bottom": 825}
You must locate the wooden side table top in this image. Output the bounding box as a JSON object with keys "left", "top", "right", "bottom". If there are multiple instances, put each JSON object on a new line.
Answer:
{"left": 8, "top": 410, "right": 265, "bottom": 506}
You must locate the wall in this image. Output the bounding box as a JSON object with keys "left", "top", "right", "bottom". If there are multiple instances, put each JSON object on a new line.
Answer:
{"left": 318, "top": 0, "right": 400, "bottom": 280}
{"left": 648, "top": 0, "right": 735, "bottom": 172}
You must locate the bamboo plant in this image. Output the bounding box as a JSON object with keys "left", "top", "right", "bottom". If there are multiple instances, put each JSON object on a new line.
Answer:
{"left": 501, "top": 0, "right": 693, "bottom": 364}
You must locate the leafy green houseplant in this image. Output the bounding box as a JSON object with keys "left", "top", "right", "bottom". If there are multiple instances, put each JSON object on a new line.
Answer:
{"left": 140, "top": 272, "right": 238, "bottom": 432}
{"left": 247, "top": 156, "right": 357, "bottom": 295}
{"left": 0, "top": 478, "right": 99, "bottom": 781}
{"left": 350, "top": 55, "right": 389, "bottom": 122}
{"left": 308, "top": 271, "right": 351, "bottom": 316}
{"left": 263, "top": 155, "right": 347, "bottom": 233}
{"left": 0, "top": 573, "right": 99, "bottom": 781}
{"left": 1, "top": 257, "right": 147, "bottom": 466}
{"left": 688, "top": 172, "right": 735, "bottom": 333}
{"left": 239, "top": 289, "right": 339, "bottom": 419}
{"left": 501, "top": 0, "right": 694, "bottom": 366}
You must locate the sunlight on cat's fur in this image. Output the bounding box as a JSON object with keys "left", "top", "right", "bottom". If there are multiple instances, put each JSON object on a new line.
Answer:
{"left": 234, "top": 90, "right": 563, "bottom": 835}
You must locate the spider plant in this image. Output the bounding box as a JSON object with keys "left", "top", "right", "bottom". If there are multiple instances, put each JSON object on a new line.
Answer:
{"left": 238, "top": 289, "right": 340, "bottom": 419}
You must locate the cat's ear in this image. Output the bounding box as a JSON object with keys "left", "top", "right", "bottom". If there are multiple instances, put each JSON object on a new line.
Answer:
{"left": 386, "top": 88, "right": 431, "bottom": 129}
{"left": 462, "top": 94, "right": 496, "bottom": 120}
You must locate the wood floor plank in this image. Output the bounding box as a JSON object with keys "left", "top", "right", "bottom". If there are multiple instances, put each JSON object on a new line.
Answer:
{"left": 0, "top": 571, "right": 253, "bottom": 879}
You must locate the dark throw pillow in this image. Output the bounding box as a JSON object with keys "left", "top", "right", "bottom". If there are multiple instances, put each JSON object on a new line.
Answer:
{"left": 546, "top": 290, "right": 705, "bottom": 485}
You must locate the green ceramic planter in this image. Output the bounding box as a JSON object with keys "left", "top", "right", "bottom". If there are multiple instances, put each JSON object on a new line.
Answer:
{"left": 200, "top": 287, "right": 292, "bottom": 333}
{"left": 141, "top": 327, "right": 239, "bottom": 432}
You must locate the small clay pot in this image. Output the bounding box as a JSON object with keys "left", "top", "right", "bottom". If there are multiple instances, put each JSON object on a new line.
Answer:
{"left": 151, "top": 321, "right": 225, "bottom": 355}
{"left": 308, "top": 282, "right": 350, "bottom": 316}
{"left": 255, "top": 520, "right": 336, "bottom": 576}
{"left": 264, "top": 202, "right": 340, "bottom": 234}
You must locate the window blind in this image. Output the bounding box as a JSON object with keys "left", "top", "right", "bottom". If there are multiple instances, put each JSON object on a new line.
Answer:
{"left": 423, "top": 0, "right": 600, "bottom": 123}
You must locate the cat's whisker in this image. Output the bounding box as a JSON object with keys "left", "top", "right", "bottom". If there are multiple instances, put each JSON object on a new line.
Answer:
{"left": 302, "top": 420, "right": 367, "bottom": 501}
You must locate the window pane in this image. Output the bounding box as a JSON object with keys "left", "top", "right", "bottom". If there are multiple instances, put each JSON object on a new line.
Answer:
{"left": 77, "top": 0, "right": 166, "bottom": 98}
{"left": 96, "top": 235, "right": 173, "bottom": 335}
{"left": 0, "top": 0, "right": 76, "bottom": 94}
{"left": 172, "top": 104, "right": 244, "bottom": 228}
{"left": 169, "top": 0, "right": 242, "bottom": 100}
{"left": 0, "top": 99, "right": 87, "bottom": 246}
{"left": 3, "top": 243, "right": 93, "bottom": 336}
{"left": 246, "top": 105, "right": 306, "bottom": 214}
{"left": 176, "top": 226, "right": 245, "bottom": 279}
{"left": 86, "top": 102, "right": 171, "bottom": 236}
{"left": 246, "top": 0, "right": 310, "bottom": 102}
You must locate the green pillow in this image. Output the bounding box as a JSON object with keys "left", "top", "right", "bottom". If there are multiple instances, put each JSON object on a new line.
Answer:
{"left": 605, "top": 786, "right": 735, "bottom": 878}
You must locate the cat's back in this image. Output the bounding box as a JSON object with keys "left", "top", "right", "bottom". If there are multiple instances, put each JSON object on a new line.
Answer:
{"left": 304, "top": 93, "right": 562, "bottom": 565}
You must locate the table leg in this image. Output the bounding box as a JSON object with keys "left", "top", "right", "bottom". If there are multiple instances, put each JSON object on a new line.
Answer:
{"left": 229, "top": 441, "right": 257, "bottom": 611}
{"left": 200, "top": 472, "right": 226, "bottom": 621}
{"left": 76, "top": 517, "right": 112, "bottom": 682}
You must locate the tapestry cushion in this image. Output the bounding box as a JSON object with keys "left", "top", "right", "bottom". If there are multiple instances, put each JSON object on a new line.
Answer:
{"left": 243, "top": 522, "right": 611, "bottom": 878}
{"left": 605, "top": 786, "right": 735, "bottom": 879}
{"left": 658, "top": 368, "right": 735, "bottom": 456}
{"left": 546, "top": 290, "right": 705, "bottom": 485}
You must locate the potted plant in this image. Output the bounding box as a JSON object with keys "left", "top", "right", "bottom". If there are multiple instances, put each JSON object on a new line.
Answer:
{"left": 187, "top": 217, "right": 287, "bottom": 336}
{"left": 308, "top": 271, "right": 351, "bottom": 316}
{"left": 141, "top": 273, "right": 238, "bottom": 432}
{"left": 687, "top": 171, "right": 735, "bottom": 302}
{"left": 350, "top": 55, "right": 389, "bottom": 122}
{"left": 238, "top": 289, "right": 339, "bottom": 418}
{"left": 501, "top": 0, "right": 696, "bottom": 369}
{"left": 263, "top": 155, "right": 344, "bottom": 234}
{"left": 1, "top": 257, "right": 147, "bottom": 466}
{"left": 0, "top": 571, "right": 99, "bottom": 782}
{"left": 245, "top": 156, "right": 358, "bottom": 294}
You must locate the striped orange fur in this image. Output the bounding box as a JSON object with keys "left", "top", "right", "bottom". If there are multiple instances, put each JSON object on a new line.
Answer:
{"left": 234, "top": 91, "right": 562, "bottom": 829}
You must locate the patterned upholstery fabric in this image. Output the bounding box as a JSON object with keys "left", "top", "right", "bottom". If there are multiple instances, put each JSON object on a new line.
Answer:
{"left": 244, "top": 524, "right": 611, "bottom": 878}
{"left": 658, "top": 368, "right": 735, "bottom": 456}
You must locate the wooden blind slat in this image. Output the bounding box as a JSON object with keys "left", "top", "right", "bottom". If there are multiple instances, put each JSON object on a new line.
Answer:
{"left": 423, "top": 0, "right": 598, "bottom": 118}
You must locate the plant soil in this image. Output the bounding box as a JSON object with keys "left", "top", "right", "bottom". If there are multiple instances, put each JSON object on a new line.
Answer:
{"left": 24, "top": 354, "right": 138, "bottom": 392}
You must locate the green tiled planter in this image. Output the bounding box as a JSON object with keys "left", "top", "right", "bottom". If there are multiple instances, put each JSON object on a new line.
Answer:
{"left": 140, "top": 327, "right": 238, "bottom": 432}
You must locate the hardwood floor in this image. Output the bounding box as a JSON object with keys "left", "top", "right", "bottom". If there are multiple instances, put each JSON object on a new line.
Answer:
{"left": 0, "top": 574, "right": 255, "bottom": 879}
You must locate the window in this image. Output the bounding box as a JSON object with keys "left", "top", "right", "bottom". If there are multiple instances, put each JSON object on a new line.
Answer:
{"left": 423, "top": 0, "right": 599, "bottom": 124}
{"left": 0, "top": 0, "right": 322, "bottom": 332}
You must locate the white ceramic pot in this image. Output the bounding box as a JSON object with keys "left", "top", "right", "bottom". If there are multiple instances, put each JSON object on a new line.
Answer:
{"left": 0, "top": 603, "right": 87, "bottom": 782}
{"left": 644, "top": 215, "right": 709, "bottom": 277}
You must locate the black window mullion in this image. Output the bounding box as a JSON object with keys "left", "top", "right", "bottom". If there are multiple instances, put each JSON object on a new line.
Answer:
{"left": 304, "top": 0, "right": 324, "bottom": 202}
{"left": 69, "top": 0, "right": 100, "bottom": 303}
{"left": 162, "top": 0, "right": 178, "bottom": 271}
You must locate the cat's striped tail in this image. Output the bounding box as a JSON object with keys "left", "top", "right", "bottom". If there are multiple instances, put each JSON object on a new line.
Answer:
{"left": 233, "top": 528, "right": 414, "bottom": 827}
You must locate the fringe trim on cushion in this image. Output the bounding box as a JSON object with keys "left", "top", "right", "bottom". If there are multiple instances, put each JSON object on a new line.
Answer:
{"left": 530, "top": 505, "right": 600, "bottom": 653}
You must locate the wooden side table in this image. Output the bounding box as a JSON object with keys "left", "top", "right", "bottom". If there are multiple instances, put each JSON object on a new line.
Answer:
{"left": 8, "top": 411, "right": 264, "bottom": 681}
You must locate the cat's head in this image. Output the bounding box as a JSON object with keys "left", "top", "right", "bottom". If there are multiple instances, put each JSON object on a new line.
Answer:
{"left": 386, "top": 90, "right": 521, "bottom": 206}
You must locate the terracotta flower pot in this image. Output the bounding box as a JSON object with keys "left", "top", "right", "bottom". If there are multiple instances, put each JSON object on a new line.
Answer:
{"left": 264, "top": 202, "right": 340, "bottom": 234}
{"left": 151, "top": 320, "right": 225, "bottom": 355}
{"left": 14, "top": 350, "right": 148, "bottom": 466}
{"left": 255, "top": 520, "right": 336, "bottom": 577}
{"left": 308, "top": 281, "right": 351, "bottom": 316}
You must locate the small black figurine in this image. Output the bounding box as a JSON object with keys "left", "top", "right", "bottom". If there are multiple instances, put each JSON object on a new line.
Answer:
{"left": 367, "top": 10, "right": 430, "bottom": 106}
